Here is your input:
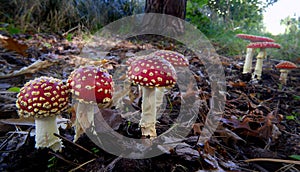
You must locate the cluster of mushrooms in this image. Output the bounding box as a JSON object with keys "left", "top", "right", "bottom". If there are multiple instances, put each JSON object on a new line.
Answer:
{"left": 15, "top": 50, "right": 189, "bottom": 152}
{"left": 15, "top": 36, "right": 297, "bottom": 152}
{"left": 236, "top": 33, "right": 298, "bottom": 84}
{"left": 15, "top": 67, "right": 114, "bottom": 152}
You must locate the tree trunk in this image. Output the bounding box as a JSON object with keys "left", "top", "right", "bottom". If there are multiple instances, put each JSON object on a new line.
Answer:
{"left": 145, "top": 0, "right": 186, "bottom": 19}
{"left": 141, "top": 0, "right": 187, "bottom": 36}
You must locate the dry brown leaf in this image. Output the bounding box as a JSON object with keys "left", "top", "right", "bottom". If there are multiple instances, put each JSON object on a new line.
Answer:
{"left": 216, "top": 128, "right": 246, "bottom": 145}
{"left": 66, "top": 55, "right": 109, "bottom": 67}
{"left": 228, "top": 81, "right": 246, "bottom": 87}
{"left": 94, "top": 108, "right": 123, "bottom": 132}
{"left": 204, "top": 141, "right": 216, "bottom": 155}
{"left": 0, "top": 60, "right": 53, "bottom": 79}
{"left": 0, "top": 118, "right": 35, "bottom": 126}
{"left": 0, "top": 34, "right": 28, "bottom": 56}
{"left": 192, "top": 123, "right": 202, "bottom": 135}
{"left": 0, "top": 116, "right": 69, "bottom": 128}
{"left": 257, "top": 112, "right": 281, "bottom": 140}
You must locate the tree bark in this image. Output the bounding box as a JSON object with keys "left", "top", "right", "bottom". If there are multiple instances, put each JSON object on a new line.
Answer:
{"left": 142, "top": 0, "right": 187, "bottom": 36}
{"left": 145, "top": 0, "right": 186, "bottom": 19}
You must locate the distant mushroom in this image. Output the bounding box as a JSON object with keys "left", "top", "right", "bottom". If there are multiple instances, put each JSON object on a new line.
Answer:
{"left": 126, "top": 55, "right": 177, "bottom": 138}
{"left": 275, "top": 61, "right": 297, "bottom": 85}
{"left": 67, "top": 66, "right": 114, "bottom": 142}
{"left": 16, "top": 76, "right": 69, "bottom": 151}
{"left": 236, "top": 34, "right": 275, "bottom": 74}
{"left": 151, "top": 50, "right": 188, "bottom": 110}
{"left": 246, "top": 42, "right": 281, "bottom": 80}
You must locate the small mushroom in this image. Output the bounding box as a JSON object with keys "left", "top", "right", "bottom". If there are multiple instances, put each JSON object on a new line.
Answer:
{"left": 236, "top": 34, "right": 275, "bottom": 74}
{"left": 151, "top": 50, "right": 188, "bottom": 110}
{"left": 16, "top": 76, "right": 70, "bottom": 151}
{"left": 246, "top": 42, "right": 281, "bottom": 80}
{"left": 67, "top": 66, "right": 114, "bottom": 142}
{"left": 275, "top": 61, "right": 297, "bottom": 85}
{"left": 126, "top": 55, "right": 177, "bottom": 138}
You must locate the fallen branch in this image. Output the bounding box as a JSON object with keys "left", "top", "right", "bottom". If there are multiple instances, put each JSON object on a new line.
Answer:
{"left": 53, "top": 133, "right": 99, "bottom": 158}
{"left": 68, "top": 158, "right": 96, "bottom": 172}
{"left": 245, "top": 158, "right": 300, "bottom": 165}
{"left": 0, "top": 60, "right": 53, "bottom": 79}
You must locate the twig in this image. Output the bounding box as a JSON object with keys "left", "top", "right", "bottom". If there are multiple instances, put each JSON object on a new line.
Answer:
{"left": 23, "top": 127, "right": 34, "bottom": 146}
{"left": 68, "top": 158, "right": 96, "bottom": 172}
{"left": 105, "top": 156, "right": 122, "bottom": 172}
{"left": 53, "top": 133, "right": 99, "bottom": 158}
{"left": 232, "top": 145, "right": 269, "bottom": 172}
{"left": 48, "top": 151, "right": 80, "bottom": 167}
{"left": 62, "top": 25, "right": 80, "bottom": 37}
{"left": 245, "top": 158, "right": 300, "bottom": 165}
{"left": 0, "top": 132, "right": 15, "bottom": 150}
{"left": 275, "top": 163, "right": 295, "bottom": 172}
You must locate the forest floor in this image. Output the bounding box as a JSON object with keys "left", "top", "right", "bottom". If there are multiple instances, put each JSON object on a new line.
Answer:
{"left": 0, "top": 31, "right": 299, "bottom": 172}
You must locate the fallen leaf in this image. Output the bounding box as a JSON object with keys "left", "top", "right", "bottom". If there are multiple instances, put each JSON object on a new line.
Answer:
{"left": 216, "top": 128, "right": 246, "bottom": 145}
{"left": 0, "top": 60, "right": 53, "bottom": 79}
{"left": 0, "top": 34, "right": 28, "bottom": 56}
{"left": 228, "top": 81, "right": 246, "bottom": 87}
{"left": 204, "top": 141, "right": 215, "bottom": 155}
{"left": 192, "top": 123, "right": 202, "bottom": 135}
{"left": 175, "top": 145, "right": 200, "bottom": 161}
{"left": 94, "top": 108, "right": 123, "bottom": 132}
{"left": 0, "top": 118, "right": 35, "bottom": 126}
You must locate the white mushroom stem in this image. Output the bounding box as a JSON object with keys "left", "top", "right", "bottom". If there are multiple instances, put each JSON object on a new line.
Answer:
{"left": 279, "top": 69, "right": 289, "bottom": 85}
{"left": 252, "top": 49, "right": 266, "bottom": 80}
{"left": 243, "top": 48, "right": 254, "bottom": 74}
{"left": 140, "top": 86, "right": 157, "bottom": 138}
{"left": 35, "top": 116, "right": 62, "bottom": 152}
{"left": 156, "top": 87, "right": 165, "bottom": 110}
{"left": 74, "top": 102, "right": 95, "bottom": 142}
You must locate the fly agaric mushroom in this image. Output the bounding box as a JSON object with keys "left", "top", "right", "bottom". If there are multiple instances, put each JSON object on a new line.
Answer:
{"left": 67, "top": 66, "right": 113, "bottom": 142}
{"left": 151, "top": 50, "right": 188, "bottom": 110}
{"left": 275, "top": 61, "right": 297, "bottom": 85}
{"left": 236, "top": 34, "right": 275, "bottom": 74}
{"left": 247, "top": 42, "right": 281, "bottom": 80}
{"left": 126, "top": 55, "right": 177, "bottom": 138}
{"left": 16, "top": 76, "right": 69, "bottom": 151}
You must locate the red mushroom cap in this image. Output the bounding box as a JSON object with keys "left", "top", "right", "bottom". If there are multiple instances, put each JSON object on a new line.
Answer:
{"left": 16, "top": 76, "right": 70, "bottom": 118}
{"left": 247, "top": 42, "right": 281, "bottom": 49}
{"left": 236, "top": 34, "right": 275, "bottom": 42}
{"left": 126, "top": 55, "right": 177, "bottom": 88}
{"left": 152, "top": 50, "right": 189, "bottom": 67}
{"left": 275, "top": 61, "right": 297, "bottom": 69}
{"left": 67, "top": 66, "right": 113, "bottom": 105}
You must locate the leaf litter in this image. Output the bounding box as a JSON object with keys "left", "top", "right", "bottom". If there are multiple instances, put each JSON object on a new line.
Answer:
{"left": 0, "top": 33, "right": 299, "bottom": 171}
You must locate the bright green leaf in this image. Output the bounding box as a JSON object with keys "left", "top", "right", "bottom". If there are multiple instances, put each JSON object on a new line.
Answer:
{"left": 289, "top": 155, "right": 300, "bottom": 161}
{"left": 8, "top": 87, "right": 20, "bottom": 93}
{"left": 66, "top": 33, "right": 73, "bottom": 41}
{"left": 8, "top": 27, "right": 20, "bottom": 34}
{"left": 286, "top": 115, "right": 295, "bottom": 120}
{"left": 293, "top": 95, "right": 300, "bottom": 100}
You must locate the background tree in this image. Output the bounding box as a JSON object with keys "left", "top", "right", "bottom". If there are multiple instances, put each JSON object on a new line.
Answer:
{"left": 142, "top": 0, "right": 187, "bottom": 36}
{"left": 280, "top": 16, "right": 299, "bottom": 34}
{"left": 145, "top": 0, "right": 187, "bottom": 19}
{"left": 186, "top": 0, "right": 278, "bottom": 55}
